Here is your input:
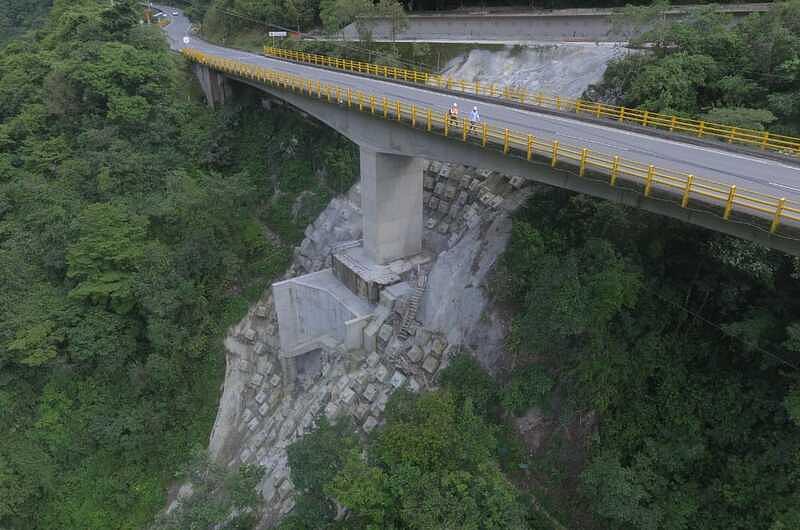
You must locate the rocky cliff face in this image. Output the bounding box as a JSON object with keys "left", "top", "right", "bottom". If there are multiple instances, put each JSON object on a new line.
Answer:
{"left": 440, "top": 44, "right": 625, "bottom": 99}
{"left": 206, "top": 161, "right": 534, "bottom": 527}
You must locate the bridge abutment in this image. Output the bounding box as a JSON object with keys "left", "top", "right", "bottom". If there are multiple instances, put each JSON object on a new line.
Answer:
{"left": 360, "top": 146, "right": 424, "bottom": 265}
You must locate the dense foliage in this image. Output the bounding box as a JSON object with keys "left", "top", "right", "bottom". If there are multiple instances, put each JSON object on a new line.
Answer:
{"left": 588, "top": 1, "right": 800, "bottom": 135}
{"left": 190, "top": 0, "right": 406, "bottom": 42}
{"left": 279, "top": 371, "right": 543, "bottom": 529}
{"left": 0, "top": 0, "right": 53, "bottom": 46}
{"left": 496, "top": 189, "right": 800, "bottom": 529}
{"left": 0, "top": 0, "right": 356, "bottom": 527}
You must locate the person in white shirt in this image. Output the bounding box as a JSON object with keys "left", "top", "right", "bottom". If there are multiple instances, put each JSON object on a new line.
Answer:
{"left": 469, "top": 106, "right": 480, "bottom": 132}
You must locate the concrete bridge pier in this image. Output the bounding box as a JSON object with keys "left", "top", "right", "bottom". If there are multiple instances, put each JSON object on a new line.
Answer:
{"left": 193, "top": 63, "right": 231, "bottom": 108}
{"left": 360, "top": 146, "right": 424, "bottom": 265}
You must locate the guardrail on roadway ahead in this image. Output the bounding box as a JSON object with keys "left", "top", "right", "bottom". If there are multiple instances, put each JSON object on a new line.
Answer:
{"left": 263, "top": 47, "right": 800, "bottom": 159}
{"left": 184, "top": 48, "right": 800, "bottom": 238}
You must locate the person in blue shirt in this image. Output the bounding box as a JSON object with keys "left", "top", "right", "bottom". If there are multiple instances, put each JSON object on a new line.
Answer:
{"left": 469, "top": 105, "right": 480, "bottom": 133}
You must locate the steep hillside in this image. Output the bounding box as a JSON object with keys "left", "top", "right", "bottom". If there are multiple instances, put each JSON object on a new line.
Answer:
{"left": 0, "top": 0, "right": 53, "bottom": 46}
{"left": 0, "top": 0, "right": 354, "bottom": 527}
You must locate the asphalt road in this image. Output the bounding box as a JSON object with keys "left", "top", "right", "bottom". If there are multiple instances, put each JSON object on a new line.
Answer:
{"left": 157, "top": 6, "right": 800, "bottom": 203}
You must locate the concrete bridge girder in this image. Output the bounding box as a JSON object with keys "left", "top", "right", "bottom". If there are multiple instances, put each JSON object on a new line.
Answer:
{"left": 196, "top": 68, "right": 800, "bottom": 256}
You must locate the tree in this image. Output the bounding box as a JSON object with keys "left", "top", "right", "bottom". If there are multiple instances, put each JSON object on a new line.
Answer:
{"left": 319, "top": 0, "right": 372, "bottom": 35}
{"left": 66, "top": 203, "right": 149, "bottom": 312}
{"left": 286, "top": 389, "right": 528, "bottom": 529}
{"left": 628, "top": 52, "right": 716, "bottom": 114}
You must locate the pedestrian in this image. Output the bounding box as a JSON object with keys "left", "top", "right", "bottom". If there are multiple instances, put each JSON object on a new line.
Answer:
{"left": 469, "top": 105, "right": 480, "bottom": 132}
{"left": 448, "top": 102, "right": 459, "bottom": 125}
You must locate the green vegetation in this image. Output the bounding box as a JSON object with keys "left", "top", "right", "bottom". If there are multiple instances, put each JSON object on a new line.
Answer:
{"left": 194, "top": 0, "right": 406, "bottom": 42}
{"left": 279, "top": 367, "right": 540, "bottom": 529}
{"left": 276, "top": 197, "right": 800, "bottom": 528}
{"left": 0, "top": 0, "right": 53, "bottom": 46}
{"left": 151, "top": 451, "right": 265, "bottom": 530}
{"left": 589, "top": 1, "right": 800, "bottom": 135}
{"left": 0, "top": 0, "right": 356, "bottom": 527}
{"left": 496, "top": 189, "right": 800, "bottom": 529}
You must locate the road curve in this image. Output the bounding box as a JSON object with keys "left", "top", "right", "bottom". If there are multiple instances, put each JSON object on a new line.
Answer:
{"left": 157, "top": 5, "right": 800, "bottom": 203}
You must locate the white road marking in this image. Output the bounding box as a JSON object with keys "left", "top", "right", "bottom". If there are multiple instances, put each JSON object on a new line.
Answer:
{"left": 769, "top": 182, "right": 800, "bottom": 193}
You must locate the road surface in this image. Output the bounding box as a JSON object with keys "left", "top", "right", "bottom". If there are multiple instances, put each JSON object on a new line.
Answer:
{"left": 157, "top": 5, "right": 800, "bottom": 203}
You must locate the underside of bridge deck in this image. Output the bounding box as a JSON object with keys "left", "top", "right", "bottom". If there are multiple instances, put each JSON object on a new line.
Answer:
{"left": 192, "top": 66, "right": 800, "bottom": 257}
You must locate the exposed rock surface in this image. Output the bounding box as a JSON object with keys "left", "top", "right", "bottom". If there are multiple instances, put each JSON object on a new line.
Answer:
{"left": 440, "top": 44, "right": 626, "bottom": 98}
{"left": 207, "top": 161, "right": 534, "bottom": 527}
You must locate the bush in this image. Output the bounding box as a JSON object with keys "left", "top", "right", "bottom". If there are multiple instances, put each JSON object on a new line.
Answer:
{"left": 700, "top": 106, "right": 777, "bottom": 131}
{"left": 500, "top": 364, "right": 554, "bottom": 416}
{"left": 438, "top": 354, "right": 499, "bottom": 417}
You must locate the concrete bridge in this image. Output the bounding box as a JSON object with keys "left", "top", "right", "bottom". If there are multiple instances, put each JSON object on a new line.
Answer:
{"left": 341, "top": 3, "right": 773, "bottom": 44}
{"left": 163, "top": 6, "right": 800, "bottom": 258}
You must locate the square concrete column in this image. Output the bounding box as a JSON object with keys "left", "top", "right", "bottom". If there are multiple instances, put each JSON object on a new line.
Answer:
{"left": 360, "top": 146, "right": 423, "bottom": 264}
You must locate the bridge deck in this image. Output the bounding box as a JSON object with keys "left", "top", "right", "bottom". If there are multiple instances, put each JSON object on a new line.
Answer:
{"left": 159, "top": 5, "right": 800, "bottom": 245}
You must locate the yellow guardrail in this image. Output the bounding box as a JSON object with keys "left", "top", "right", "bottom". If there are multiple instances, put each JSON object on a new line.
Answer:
{"left": 263, "top": 46, "right": 800, "bottom": 159}
{"left": 184, "top": 48, "right": 800, "bottom": 237}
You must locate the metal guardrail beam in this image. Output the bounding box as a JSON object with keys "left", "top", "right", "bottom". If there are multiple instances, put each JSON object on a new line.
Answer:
{"left": 184, "top": 48, "right": 800, "bottom": 239}
{"left": 263, "top": 47, "right": 800, "bottom": 159}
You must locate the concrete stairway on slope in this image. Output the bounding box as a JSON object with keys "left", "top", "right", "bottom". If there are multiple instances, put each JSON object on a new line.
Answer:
{"left": 398, "top": 273, "right": 427, "bottom": 340}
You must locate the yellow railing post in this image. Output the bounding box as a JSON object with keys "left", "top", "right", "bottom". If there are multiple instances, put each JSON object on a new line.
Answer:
{"left": 595, "top": 102, "right": 602, "bottom": 118}
{"left": 412, "top": 105, "right": 417, "bottom": 127}
{"left": 681, "top": 175, "right": 694, "bottom": 208}
{"left": 642, "top": 110, "right": 649, "bottom": 127}
{"left": 347, "top": 88, "right": 352, "bottom": 107}
{"left": 537, "top": 93, "right": 545, "bottom": 106}
{"left": 727, "top": 127, "right": 737, "bottom": 143}
{"left": 670, "top": 116, "right": 677, "bottom": 131}
{"left": 462, "top": 118, "right": 468, "bottom": 141}
{"left": 619, "top": 107, "right": 625, "bottom": 122}
{"left": 503, "top": 129, "right": 510, "bottom": 154}
{"left": 723, "top": 185, "right": 737, "bottom": 220}
{"left": 575, "top": 100, "right": 582, "bottom": 114}
{"left": 556, "top": 96, "right": 562, "bottom": 111}
{"left": 579, "top": 148, "right": 589, "bottom": 176}
{"left": 382, "top": 97, "right": 388, "bottom": 119}
{"left": 395, "top": 100, "right": 401, "bottom": 122}
{"left": 370, "top": 96, "right": 376, "bottom": 114}
{"left": 551, "top": 141, "right": 560, "bottom": 167}
{"left": 697, "top": 121, "right": 706, "bottom": 137}
{"left": 526, "top": 135, "right": 534, "bottom": 160}
{"left": 358, "top": 92, "right": 364, "bottom": 111}
{"left": 474, "top": 80, "right": 479, "bottom": 94}
{"left": 610, "top": 156, "right": 620, "bottom": 186}
{"left": 444, "top": 112, "right": 450, "bottom": 136}
{"left": 326, "top": 86, "right": 331, "bottom": 102}
{"left": 482, "top": 123, "right": 488, "bottom": 147}
{"left": 317, "top": 80, "right": 321, "bottom": 98}
{"left": 448, "top": 78, "right": 453, "bottom": 90}
{"left": 491, "top": 83, "right": 496, "bottom": 97}
{"left": 644, "top": 165, "right": 655, "bottom": 197}
{"left": 771, "top": 198, "right": 786, "bottom": 233}
{"left": 761, "top": 131, "right": 770, "bottom": 150}
{"left": 427, "top": 109, "right": 432, "bottom": 132}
